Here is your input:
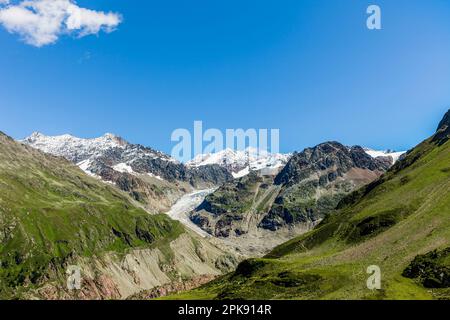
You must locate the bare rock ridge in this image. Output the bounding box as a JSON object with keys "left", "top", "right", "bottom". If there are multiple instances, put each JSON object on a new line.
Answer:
{"left": 436, "top": 109, "right": 450, "bottom": 132}
{"left": 433, "top": 109, "right": 450, "bottom": 145}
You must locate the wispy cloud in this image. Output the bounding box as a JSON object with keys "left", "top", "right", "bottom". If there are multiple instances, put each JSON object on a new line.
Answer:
{"left": 0, "top": 0, "right": 122, "bottom": 47}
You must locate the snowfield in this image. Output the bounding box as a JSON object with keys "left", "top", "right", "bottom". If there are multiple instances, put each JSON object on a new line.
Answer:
{"left": 364, "top": 148, "right": 406, "bottom": 163}
{"left": 187, "top": 147, "right": 291, "bottom": 178}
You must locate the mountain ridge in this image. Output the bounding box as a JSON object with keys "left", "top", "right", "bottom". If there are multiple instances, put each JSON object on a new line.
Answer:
{"left": 22, "top": 132, "right": 233, "bottom": 213}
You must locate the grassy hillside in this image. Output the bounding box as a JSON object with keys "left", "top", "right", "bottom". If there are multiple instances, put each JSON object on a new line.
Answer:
{"left": 165, "top": 111, "right": 450, "bottom": 300}
{"left": 0, "top": 132, "right": 202, "bottom": 298}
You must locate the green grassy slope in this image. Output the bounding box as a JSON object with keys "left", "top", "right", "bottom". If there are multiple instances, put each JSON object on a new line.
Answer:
{"left": 0, "top": 132, "right": 184, "bottom": 298}
{"left": 166, "top": 111, "right": 450, "bottom": 300}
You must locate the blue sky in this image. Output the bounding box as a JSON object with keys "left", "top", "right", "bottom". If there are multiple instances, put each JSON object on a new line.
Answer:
{"left": 1, "top": 0, "right": 450, "bottom": 158}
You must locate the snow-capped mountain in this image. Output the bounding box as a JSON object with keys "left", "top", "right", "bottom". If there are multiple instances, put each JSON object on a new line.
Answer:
{"left": 363, "top": 148, "right": 406, "bottom": 163}
{"left": 23, "top": 132, "right": 175, "bottom": 169}
{"left": 186, "top": 147, "right": 291, "bottom": 178}
{"left": 22, "top": 132, "right": 232, "bottom": 212}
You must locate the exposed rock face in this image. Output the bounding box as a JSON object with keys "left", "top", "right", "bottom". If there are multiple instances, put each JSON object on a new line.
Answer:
{"left": 433, "top": 109, "right": 450, "bottom": 145}
{"left": 274, "top": 142, "right": 390, "bottom": 187}
{"left": 22, "top": 133, "right": 232, "bottom": 212}
{"left": 190, "top": 141, "right": 394, "bottom": 253}
{"left": 261, "top": 142, "right": 390, "bottom": 231}
{"left": 437, "top": 109, "right": 450, "bottom": 132}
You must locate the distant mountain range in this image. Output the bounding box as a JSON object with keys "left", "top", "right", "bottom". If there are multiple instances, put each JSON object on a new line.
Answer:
{"left": 23, "top": 132, "right": 404, "bottom": 184}
{"left": 22, "top": 132, "right": 233, "bottom": 213}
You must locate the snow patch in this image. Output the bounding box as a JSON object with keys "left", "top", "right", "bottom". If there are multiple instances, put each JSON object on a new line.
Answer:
{"left": 364, "top": 148, "right": 406, "bottom": 163}
{"left": 147, "top": 172, "right": 164, "bottom": 181}
{"left": 76, "top": 159, "right": 100, "bottom": 178}
{"left": 112, "top": 163, "right": 135, "bottom": 174}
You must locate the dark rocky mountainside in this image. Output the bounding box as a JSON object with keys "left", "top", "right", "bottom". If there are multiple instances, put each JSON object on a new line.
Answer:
{"left": 437, "top": 109, "right": 450, "bottom": 132}
{"left": 262, "top": 142, "right": 391, "bottom": 230}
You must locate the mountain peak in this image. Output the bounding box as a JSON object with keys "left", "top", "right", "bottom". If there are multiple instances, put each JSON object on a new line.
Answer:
{"left": 30, "top": 131, "right": 43, "bottom": 138}
{"left": 437, "top": 109, "right": 450, "bottom": 132}
{"left": 102, "top": 132, "right": 120, "bottom": 140}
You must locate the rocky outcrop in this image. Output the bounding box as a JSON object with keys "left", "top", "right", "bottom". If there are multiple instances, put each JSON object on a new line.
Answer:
{"left": 436, "top": 109, "right": 450, "bottom": 132}
{"left": 261, "top": 142, "right": 390, "bottom": 231}
{"left": 402, "top": 247, "right": 450, "bottom": 288}
{"left": 433, "top": 109, "right": 450, "bottom": 145}
{"left": 274, "top": 142, "right": 390, "bottom": 187}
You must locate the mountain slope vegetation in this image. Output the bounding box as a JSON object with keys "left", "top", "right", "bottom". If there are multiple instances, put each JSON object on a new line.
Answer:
{"left": 166, "top": 110, "right": 450, "bottom": 300}
{"left": 0, "top": 132, "right": 235, "bottom": 299}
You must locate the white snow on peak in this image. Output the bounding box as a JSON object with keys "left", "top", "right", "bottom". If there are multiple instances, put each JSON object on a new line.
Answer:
{"left": 76, "top": 159, "right": 100, "bottom": 178}
{"left": 112, "top": 163, "right": 135, "bottom": 174}
{"left": 187, "top": 147, "right": 291, "bottom": 178}
{"left": 21, "top": 132, "right": 179, "bottom": 183}
{"left": 22, "top": 132, "right": 127, "bottom": 163}
{"left": 364, "top": 148, "right": 406, "bottom": 163}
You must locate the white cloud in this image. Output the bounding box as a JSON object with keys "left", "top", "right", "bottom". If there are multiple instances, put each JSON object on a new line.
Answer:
{"left": 0, "top": 0, "right": 122, "bottom": 47}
